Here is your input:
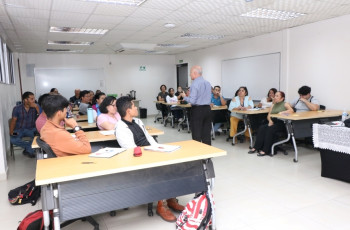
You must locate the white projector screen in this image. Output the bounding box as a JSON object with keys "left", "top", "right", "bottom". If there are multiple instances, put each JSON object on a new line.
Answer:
{"left": 34, "top": 68, "right": 106, "bottom": 100}
{"left": 221, "top": 53, "right": 280, "bottom": 100}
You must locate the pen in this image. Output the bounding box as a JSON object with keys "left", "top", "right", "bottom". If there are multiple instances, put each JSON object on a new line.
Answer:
{"left": 81, "top": 162, "right": 95, "bottom": 164}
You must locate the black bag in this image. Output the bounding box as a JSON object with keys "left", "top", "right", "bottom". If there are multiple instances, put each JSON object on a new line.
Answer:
{"left": 344, "top": 118, "right": 350, "bottom": 128}
{"left": 8, "top": 180, "right": 41, "bottom": 206}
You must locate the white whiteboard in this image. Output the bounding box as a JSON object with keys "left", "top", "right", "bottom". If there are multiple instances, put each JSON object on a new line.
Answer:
{"left": 221, "top": 53, "right": 280, "bottom": 100}
{"left": 34, "top": 68, "right": 106, "bottom": 100}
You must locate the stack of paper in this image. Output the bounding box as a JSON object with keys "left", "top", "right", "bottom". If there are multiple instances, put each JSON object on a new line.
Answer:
{"left": 144, "top": 144, "right": 181, "bottom": 152}
{"left": 89, "top": 147, "right": 126, "bottom": 158}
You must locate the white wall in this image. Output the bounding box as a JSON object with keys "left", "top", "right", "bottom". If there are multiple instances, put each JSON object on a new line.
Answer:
{"left": 20, "top": 53, "right": 176, "bottom": 115}
{"left": 176, "top": 14, "right": 350, "bottom": 110}
{"left": 0, "top": 53, "right": 22, "bottom": 180}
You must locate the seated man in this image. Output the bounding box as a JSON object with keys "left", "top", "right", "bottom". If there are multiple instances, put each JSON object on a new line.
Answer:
{"left": 211, "top": 85, "right": 227, "bottom": 133}
{"left": 69, "top": 88, "right": 81, "bottom": 107}
{"left": 115, "top": 96, "right": 184, "bottom": 223}
{"left": 10, "top": 91, "right": 39, "bottom": 158}
{"left": 79, "top": 90, "right": 91, "bottom": 115}
{"left": 290, "top": 85, "right": 320, "bottom": 111}
{"left": 40, "top": 95, "right": 91, "bottom": 157}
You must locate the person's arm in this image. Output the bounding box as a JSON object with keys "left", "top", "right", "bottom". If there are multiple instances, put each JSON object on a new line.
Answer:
{"left": 300, "top": 97, "right": 320, "bottom": 111}
{"left": 228, "top": 97, "right": 239, "bottom": 111}
{"left": 267, "top": 105, "right": 274, "bottom": 126}
{"left": 220, "top": 95, "right": 226, "bottom": 106}
{"left": 9, "top": 117, "right": 17, "bottom": 135}
{"left": 61, "top": 118, "right": 91, "bottom": 154}
{"left": 245, "top": 96, "right": 254, "bottom": 110}
{"left": 136, "top": 119, "right": 158, "bottom": 146}
{"left": 282, "top": 102, "right": 295, "bottom": 114}
{"left": 165, "top": 95, "right": 170, "bottom": 103}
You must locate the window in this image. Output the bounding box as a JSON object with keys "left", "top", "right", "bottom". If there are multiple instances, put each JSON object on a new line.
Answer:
{"left": 0, "top": 38, "right": 15, "bottom": 85}
{"left": 0, "top": 37, "right": 4, "bottom": 83}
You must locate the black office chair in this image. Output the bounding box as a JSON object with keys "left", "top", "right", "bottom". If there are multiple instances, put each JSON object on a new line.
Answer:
{"left": 36, "top": 138, "right": 100, "bottom": 230}
{"left": 154, "top": 96, "right": 164, "bottom": 124}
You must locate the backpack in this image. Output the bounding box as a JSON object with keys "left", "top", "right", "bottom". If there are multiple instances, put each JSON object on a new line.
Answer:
{"left": 176, "top": 192, "right": 213, "bottom": 230}
{"left": 8, "top": 180, "right": 41, "bottom": 206}
{"left": 17, "top": 210, "right": 53, "bottom": 230}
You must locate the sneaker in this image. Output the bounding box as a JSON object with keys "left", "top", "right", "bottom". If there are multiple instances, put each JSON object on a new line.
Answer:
{"left": 217, "top": 128, "right": 223, "bottom": 133}
{"left": 178, "top": 118, "right": 183, "bottom": 122}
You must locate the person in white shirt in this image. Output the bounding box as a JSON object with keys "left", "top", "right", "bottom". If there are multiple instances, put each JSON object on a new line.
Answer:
{"left": 166, "top": 88, "right": 183, "bottom": 122}
{"left": 258, "top": 88, "right": 277, "bottom": 108}
{"left": 115, "top": 96, "right": 184, "bottom": 223}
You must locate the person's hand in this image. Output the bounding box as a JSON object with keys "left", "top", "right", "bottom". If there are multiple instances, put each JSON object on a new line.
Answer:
{"left": 30, "top": 102, "right": 38, "bottom": 108}
{"left": 210, "top": 103, "right": 214, "bottom": 108}
{"left": 299, "top": 97, "right": 307, "bottom": 103}
{"left": 241, "top": 107, "right": 247, "bottom": 111}
{"left": 268, "top": 120, "right": 274, "bottom": 126}
{"left": 180, "top": 92, "right": 186, "bottom": 98}
{"left": 64, "top": 118, "right": 78, "bottom": 129}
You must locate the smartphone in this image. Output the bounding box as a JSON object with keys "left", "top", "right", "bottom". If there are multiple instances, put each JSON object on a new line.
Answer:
{"left": 12, "top": 132, "right": 18, "bottom": 136}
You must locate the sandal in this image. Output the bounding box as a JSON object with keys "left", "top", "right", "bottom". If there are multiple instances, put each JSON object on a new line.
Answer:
{"left": 248, "top": 149, "right": 257, "bottom": 154}
{"left": 257, "top": 151, "right": 267, "bottom": 157}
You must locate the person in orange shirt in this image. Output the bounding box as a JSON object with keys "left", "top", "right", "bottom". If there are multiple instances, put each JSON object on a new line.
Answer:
{"left": 40, "top": 95, "right": 91, "bottom": 157}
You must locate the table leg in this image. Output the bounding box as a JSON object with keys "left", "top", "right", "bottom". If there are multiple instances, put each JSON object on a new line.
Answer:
{"left": 42, "top": 185, "right": 50, "bottom": 230}
{"left": 52, "top": 184, "right": 61, "bottom": 230}
{"left": 232, "top": 115, "right": 250, "bottom": 146}
{"left": 202, "top": 159, "right": 216, "bottom": 230}
{"left": 211, "top": 122, "right": 215, "bottom": 140}
{"left": 245, "top": 115, "right": 253, "bottom": 149}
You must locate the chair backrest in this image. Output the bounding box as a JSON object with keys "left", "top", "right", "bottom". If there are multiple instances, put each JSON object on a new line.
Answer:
{"left": 36, "top": 138, "right": 57, "bottom": 159}
{"left": 156, "top": 96, "right": 162, "bottom": 110}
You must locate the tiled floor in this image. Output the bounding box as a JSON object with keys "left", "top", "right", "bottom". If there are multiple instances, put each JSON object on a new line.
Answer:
{"left": 2, "top": 117, "right": 350, "bottom": 229}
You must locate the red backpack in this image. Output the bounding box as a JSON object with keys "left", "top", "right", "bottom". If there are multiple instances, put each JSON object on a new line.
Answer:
{"left": 17, "top": 210, "right": 53, "bottom": 230}
{"left": 176, "top": 192, "right": 213, "bottom": 230}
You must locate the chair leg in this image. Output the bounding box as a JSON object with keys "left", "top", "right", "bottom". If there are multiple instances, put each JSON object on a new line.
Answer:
{"left": 148, "top": 202, "right": 154, "bottom": 216}
{"left": 10, "top": 143, "right": 15, "bottom": 160}
{"left": 85, "top": 216, "right": 99, "bottom": 230}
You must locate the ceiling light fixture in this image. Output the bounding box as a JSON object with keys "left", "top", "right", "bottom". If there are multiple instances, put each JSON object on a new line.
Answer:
{"left": 48, "top": 41, "right": 94, "bottom": 46}
{"left": 241, "top": 8, "right": 305, "bottom": 20}
{"left": 164, "top": 23, "right": 176, "bottom": 28}
{"left": 157, "top": 44, "right": 189, "bottom": 48}
{"left": 181, "top": 33, "right": 224, "bottom": 40}
{"left": 83, "top": 0, "right": 147, "bottom": 6}
{"left": 50, "top": 27, "right": 108, "bottom": 35}
{"left": 46, "top": 49, "right": 84, "bottom": 53}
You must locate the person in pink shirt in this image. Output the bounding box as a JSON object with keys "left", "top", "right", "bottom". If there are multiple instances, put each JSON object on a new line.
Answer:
{"left": 96, "top": 96, "right": 121, "bottom": 130}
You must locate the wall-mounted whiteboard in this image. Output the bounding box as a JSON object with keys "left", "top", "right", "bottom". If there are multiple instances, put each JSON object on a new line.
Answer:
{"left": 221, "top": 53, "right": 280, "bottom": 100}
{"left": 34, "top": 68, "right": 106, "bottom": 100}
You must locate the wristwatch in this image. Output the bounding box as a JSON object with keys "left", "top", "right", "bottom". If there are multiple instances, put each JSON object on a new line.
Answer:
{"left": 73, "top": 126, "right": 82, "bottom": 133}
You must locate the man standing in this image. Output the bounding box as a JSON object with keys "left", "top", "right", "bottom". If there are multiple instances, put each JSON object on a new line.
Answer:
{"left": 181, "top": 65, "right": 212, "bottom": 145}
{"left": 69, "top": 89, "right": 81, "bottom": 106}
{"left": 10, "top": 92, "right": 39, "bottom": 158}
{"left": 211, "top": 85, "right": 227, "bottom": 133}
{"left": 115, "top": 96, "right": 184, "bottom": 223}
{"left": 40, "top": 95, "right": 91, "bottom": 157}
{"left": 291, "top": 85, "right": 320, "bottom": 111}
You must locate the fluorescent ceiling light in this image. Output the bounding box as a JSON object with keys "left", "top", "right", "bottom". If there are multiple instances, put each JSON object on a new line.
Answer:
{"left": 48, "top": 41, "right": 94, "bottom": 46}
{"left": 145, "top": 50, "right": 168, "bottom": 54}
{"left": 50, "top": 27, "right": 108, "bottom": 35}
{"left": 241, "top": 8, "right": 305, "bottom": 20}
{"left": 83, "top": 0, "right": 147, "bottom": 6}
{"left": 157, "top": 44, "right": 190, "bottom": 48}
{"left": 181, "top": 33, "right": 224, "bottom": 40}
{"left": 120, "top": 43, "right": 156, "bottom": 50}
{"left": 46, "top": 49, "right": 84, "bottom": 53}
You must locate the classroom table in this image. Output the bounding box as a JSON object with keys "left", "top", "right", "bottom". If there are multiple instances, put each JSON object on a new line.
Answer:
{"left": 74, "top": 114, "right": 87, "bottom": 122}
{"left": 65, "top": 121, "right": 97, "bottom": 131}
{"left": 232, "top": 108, "right": 270, "bottom": 147}
{"left": 270, "top": 110, "right": 342, "bottom": 162}
{"left": 36, "top": 140, "right": 227, "bottom": 230}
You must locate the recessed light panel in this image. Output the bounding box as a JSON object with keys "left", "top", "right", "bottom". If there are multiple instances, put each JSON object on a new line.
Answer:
{"left": 50, "top": 27, "right": 108, "bottom": 35}
{"left": 157, "top": 44, "right": 189, "bottom": 48}
{"left": 241, "top": 8, "right": 305, "bottom": 20}
{"left": 48, "top": 41, "right": 94, "bottom": 46}
{"left": 83, "top": 0, "right": 147, "bottom": 6}
{"left": 46, "top": 49, "right": 84, "bottom": 53}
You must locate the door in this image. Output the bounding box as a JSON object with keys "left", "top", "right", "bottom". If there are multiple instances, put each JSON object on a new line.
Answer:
{"left": 176, "top": 64, "right": 188, "bottom": 88}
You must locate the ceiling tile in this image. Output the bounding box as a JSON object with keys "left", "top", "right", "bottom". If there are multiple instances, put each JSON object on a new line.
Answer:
{"left": 50, "top": 19, "right": 85, "bottom": 28}
{"left": 93, "top": 4, "right": 137, "bottom": 16}
{"left": 4, "top": 0, "right": 52, "bottom": 10}
{"left": 52, "top": 0, "right": 97, "bottom": 14}
{"left": 85, "top": 14, "right": 125, "bottom": 24}
{"left": 51, "top": 11, "right": 90, "bottom": 22}
{"left": 130, "top": 7, "right": 173, "bottom": 19}
{"left": 6, "top": 7, "right": 50, "bottom": 19}
{"left": 142, "top": 0, "right": 190, "bottom": 10}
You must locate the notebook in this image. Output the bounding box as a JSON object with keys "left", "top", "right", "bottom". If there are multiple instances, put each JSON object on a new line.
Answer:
{"left": 89, "top": 147, "right": 126, "bottom": 158}
{"left": 144, "top": 144, "right": 181, "bottom": 152}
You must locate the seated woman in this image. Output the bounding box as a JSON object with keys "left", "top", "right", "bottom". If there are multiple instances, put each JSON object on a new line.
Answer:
{"left": 166, "top": 88, "right": 183, "bottom": 122}
{"left": 248, "top": 91, "right": 294, "bottom": 156}
{"left": 92, "top": 92, "right": 106, "bottom": 117}
{"left": 157, "top": 84, "right": 169, "bottom": 119}
{"left": 257, "top": 88, "right": 277, "bottom": 108}
{"left": 228, "top": 86, "right": 254, "bottom": 141}
{"left": 97, "top": 96, "right": 121, "bottom": 130}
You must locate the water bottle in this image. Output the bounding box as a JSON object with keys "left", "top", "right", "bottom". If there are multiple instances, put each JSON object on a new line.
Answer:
{"left": 342, "top": 109, "right": 348, "bottom": 123}
{"left": 87, "top": 107, "right": 94, "bottom": 123}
